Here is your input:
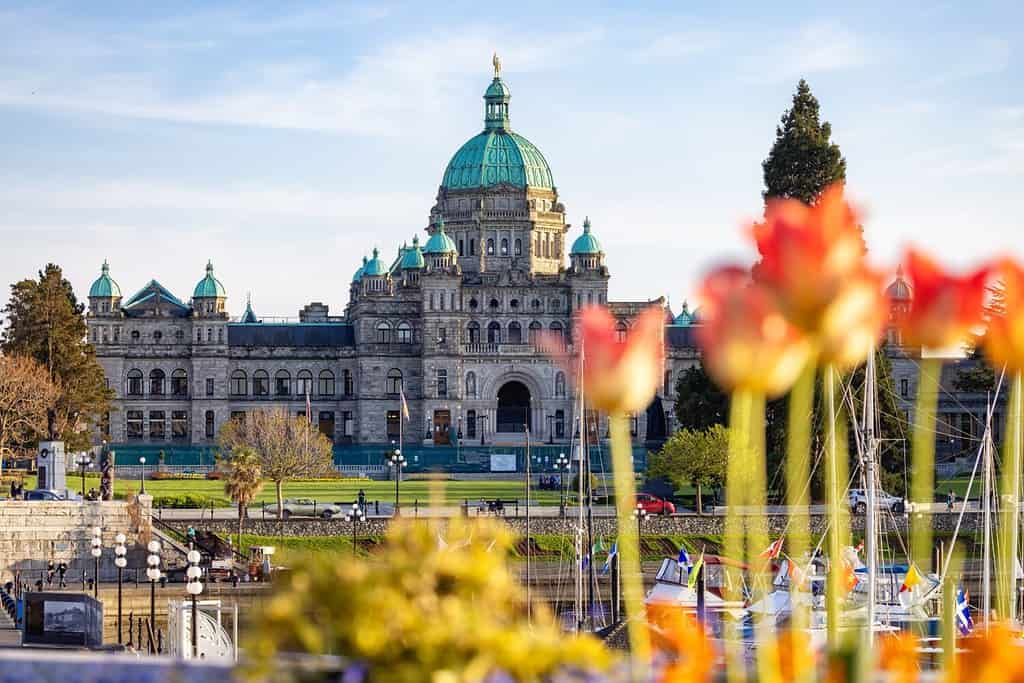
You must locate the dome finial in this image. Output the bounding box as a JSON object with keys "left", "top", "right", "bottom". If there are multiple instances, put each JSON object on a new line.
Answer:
{"left": 583, "top": 216, "right": 591, "bottom": 233}
{"left": 101, "top": 259, "right": 109, "bottom": 275}
{"left": 206, "top": 260, "right": 214, "bottom": 274}
{"left": 372, "top": 247, "right": 379, "bottom": 259}
{"left": 412, "top": 234, "right": 419, "bottom": 246}
{"left": 436, "top": 216, "right": 446, "bottom": 233}
{"left": 492, "top": 52, "right": 501, "bottom": 77}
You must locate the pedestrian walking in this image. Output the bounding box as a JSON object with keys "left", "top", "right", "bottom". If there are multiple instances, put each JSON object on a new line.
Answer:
{"left": 947, "top": 489, "right": 955, "bottom": 511}
{"left": 357, "top": 489, "right": 366, "bottom": 514}
{"left": 57, "top": 561, "right": 67, "bottom": 589}
{"left": 186, "top": 524, "right": 197, "bottom": 548}
{"left": 46, "top": 560, "right": 55, "bottom": 586}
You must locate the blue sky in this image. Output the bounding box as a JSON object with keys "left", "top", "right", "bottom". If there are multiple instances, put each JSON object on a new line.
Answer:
{"left": 1, "top": 2, "right": 1022, "bottom": 318}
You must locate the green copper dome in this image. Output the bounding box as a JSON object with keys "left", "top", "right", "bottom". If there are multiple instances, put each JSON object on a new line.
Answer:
{"left": 193, "top": 261, "right": 226, "bottom": 299}
{"left": 440, "top": 63, "right": 554, "bottom": 191}
{"left": 673, "top": 301, "right": 694, "bottom": 327}
{"left": 240, "top": 294, "right": 259, "bottom": 324}
{"left": 362, "top": 248, "right": 387, "bottom": 277}
{"left": 401, "top": 236, "right": 425, "bottom": 269}
{"left": 352, "top": 255, "right": 368, "bottom": 283}
{"left": 570, "top": 217, "right": 603, "bottom": 255}
{"left": 89, "top": 260, "right": 121, "bottom": 298}
{"left": 424, "top": 218, "right": 457, "bottom": 254}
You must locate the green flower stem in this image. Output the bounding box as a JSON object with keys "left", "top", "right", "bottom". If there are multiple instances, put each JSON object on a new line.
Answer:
{"left": 786, "top": 363, "right": 815, "bottom": 632}
{"left": 608, "top": 412, "right": 650, "bottom": 682}
{"left": 911, "top": 358, "right": 940, "bottom": 572}
{"left": 824, "top": 364, "right": 850, "bottom": 650}
{"left": 998, "top": 373, "right": 1023, "bottom": 620}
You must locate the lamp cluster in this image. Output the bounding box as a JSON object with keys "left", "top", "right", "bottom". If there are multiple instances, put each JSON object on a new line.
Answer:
{"left": 146, "top": 540, "right": 162, "bottom": 582}
{"left": 186, "top": 550, "right": 204, "bottom": 596}
{"left": 90, "top": 527, "right": 102, "bottom": 559}
{"left": 114, "top": 533, "right": 127, "bottom": 569}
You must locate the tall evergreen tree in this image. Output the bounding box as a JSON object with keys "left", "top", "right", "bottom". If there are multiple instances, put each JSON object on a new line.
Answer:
{"left": 1, "top": 264, "right": 112, "bottom": 450}
{"left": 762, "top": 79, "right": 847, "bottom": 203}
{"left": 673, "top": 364, "right": 728, "bottom": 430}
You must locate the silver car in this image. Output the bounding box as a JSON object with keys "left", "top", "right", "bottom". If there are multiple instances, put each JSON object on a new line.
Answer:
{"left": 266, "top": 498, "right": 343, "bottom": 519}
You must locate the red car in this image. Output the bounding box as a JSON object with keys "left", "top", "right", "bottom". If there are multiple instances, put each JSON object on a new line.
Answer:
{"left": 635, "top": 493, "right": 675, "bottom": 515}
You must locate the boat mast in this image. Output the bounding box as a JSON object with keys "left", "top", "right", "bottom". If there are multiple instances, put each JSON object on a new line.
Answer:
{"left": 983, "top": 392, "right": 994, "bottom": 631}
{"left": 576, "top": 343, "right": 587, "bottom": 632}
{"left": 525, "top": 412, "right": 532, "bottom": 626}
{"left": 863, "top": 348, "right": 879, "bottom": 633}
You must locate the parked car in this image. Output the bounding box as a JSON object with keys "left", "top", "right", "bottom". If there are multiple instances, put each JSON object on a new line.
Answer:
{"left": 265, "top": 498, "right": 343, "bottom": 519}
{"left": 849, "top": 488, "right": 906, "bottom": 514}
{"left": 25, "top": 489, "right": 69, "bottom": 501}
{"left": 635, "top": 493, "right": 676, "bottom": 516}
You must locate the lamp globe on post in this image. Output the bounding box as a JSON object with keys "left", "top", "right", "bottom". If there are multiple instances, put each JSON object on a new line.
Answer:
{"left": 186, "top": 549, "right": 203, "bottom": 659}
{"left": 146, "top": 539, "right": 161, "bottom": 650}
{"left": 114, "top": 533, "right": 127, "bottom": 644}
{"left": 632, "top": 503, "right": 649, "bottom": 544}
{"left": 555, "top": 452, "right": 569, "bottom": 517}
{"left": 345, "top": 502, "right": 366, "bottom": 557}
{"left": 389, "top": 450, "right": 406, "bottom": 516}
{"left": 139, "top": 457, "right": 147, "bottom": 495}
{"left": 90, "top": 526, "right": 102, "bottom": 597}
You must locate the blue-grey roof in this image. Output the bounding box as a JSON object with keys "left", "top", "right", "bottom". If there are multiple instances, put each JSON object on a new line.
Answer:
{"left": 665, "top": 325, "right": 699, "bottom": 349}
{"left": 228, "top": 323, "right": 354, "bottom": 347}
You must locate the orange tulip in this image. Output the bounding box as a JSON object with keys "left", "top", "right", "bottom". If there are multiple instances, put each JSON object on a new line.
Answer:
{"left": 986, "top": 259, "right": 1024, "bottom": 373}
{"left": 953, "top": 623, "right": 1024, "bottom": 683}
{"left": 568, "top": 305, "right": 665, "bottom": 415}
{"left": 647, "top": 604, "right": 716, "bottom": 683}
{"left": 696, "top": 266, "right": 812, "bottom": 397}
{"left": 759, "top": 629, "right": 816, "bottom": 683}
{"left": 900, "top": 249, "right": 991, "bottom": 350}
{"left": 877, "top": 632, "right": 919, "bottom": 683}
{"left": 752, "top": 183, "right": 870, "bottom": 334}
{"left": 815, "top": 268, "right": 889, "bottom": 370}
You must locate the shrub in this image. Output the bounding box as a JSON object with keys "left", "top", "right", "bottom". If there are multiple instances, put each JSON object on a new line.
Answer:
{"left": 151, "top": 493, "right": 230, "bottom": 509}
{"left": 205, "top": 470, "right": 224, "bottom": 480}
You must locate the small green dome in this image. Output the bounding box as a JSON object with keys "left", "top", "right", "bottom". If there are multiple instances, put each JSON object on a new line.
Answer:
{"left": 193, "top": 261, "right": 226, "bottom": 299}
{"left": 352, "top": 255, "right": 368, "bottom": 283}
{"left": 570, "top": 217, "right": 603, "bottom": 255}
{"left": 401, "top": 236, "right": 425, "bottom": 269}
{"left": 484, "top": 77, "right": 511, "bottom": 99}
{"left": 240, "top": 294, "right": 259, "bottom": 324}
{"left": 424, "top": 218, "right": 457, "bottom": 254}
{"left": 673, "top": 301, "right": 694, "bottom": 327}
{"left": 362, "top": 248, "right": 387, "bottom": 277}
{"left": 89, "top": 260, "right": 121, "bottom": 298}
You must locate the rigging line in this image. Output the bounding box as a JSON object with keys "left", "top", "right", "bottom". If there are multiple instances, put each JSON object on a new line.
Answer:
{"left": 900, "top": 353, "right": 998, "bottom": 433}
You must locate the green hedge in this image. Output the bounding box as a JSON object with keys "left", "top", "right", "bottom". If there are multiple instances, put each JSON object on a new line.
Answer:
{"left": 151, "top": 493, "right": 232, "bottom": 509}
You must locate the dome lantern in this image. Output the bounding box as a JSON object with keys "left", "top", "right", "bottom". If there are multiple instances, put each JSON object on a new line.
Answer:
{"left": 401, "top": 235, "right": 425, "bottom": 270}
{"left": 88, "top": 260, "right": 122, "bottom": 315}
{"left": 570, "top": 216, "right": 605, "bottom": 272}
{"left": 484, "top": 53, "right": 511, "bottom": 132}
{"left": 192, "top": 260, "right": 227, "bottom": 318}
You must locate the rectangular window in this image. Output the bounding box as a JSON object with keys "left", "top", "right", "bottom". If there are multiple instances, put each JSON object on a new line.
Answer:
{"left": 318, "top": 411, "right": 335, "bottom": 441}
{"left": 555, "top": 410, "right": 565, "bottom": 439}
{"left": 126, "top": 411, "right": 143, "bottom": 439}
{"left": 171, "top": 411, "right": 188, "bottom": 439}
{"left": 438, "top": 327, "right": 447, "bottom": 343}
{"left": 275, "top": 376, "right": 290, "bottom": 396}
{"left": 436, "top": 369, "right": 448, "bottom": 398}
{"left": 319, "top": 373, "right": 335, "bottom": 396}
{"left": 205, "top": 411, "right": 215, "bottom": 438}
{"left": 386, "top": 410, "right": 401, "bottom": 440}
{"left": 149, "top": 411, "right": 165, "bottom": 439}
{"left": 254, "top": 374, "right": 268, "bottom": 396}
{"left": 342, "top": 411, "right": 354, "bottom": 437}
{"left": 466, "top": 410, "right": 477, "bottom": 439}
{"left": 206, "top": 378, "right": 215, "bottom": 396}
{"left": 397, "top": 326, "right": 412, "bottom": 344}
{"left": 343, "top": 370, "right": 353, "bottom": 396}
{"left": 900, "top": 378, "right": 909, "bottom": 398}
{"left": 101, "top": 411, "right": 110, "bottom": 440}
{"left": 114, "top": 327, "right": 120, "bottom": 342}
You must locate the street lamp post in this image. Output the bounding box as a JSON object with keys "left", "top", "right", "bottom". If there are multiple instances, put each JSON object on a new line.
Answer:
{"left": 75, "top": 454, "right": 93, "bottom": 498}
{"left": 114, "top": 533, "right": 127, "bottom": 644}
{"left": 345, "top": 502, "right": 366, "bottom": 556}
{"left": 389, "top": 450, "right": 406, "bottom": 515}
{"left": 89, "top": 526, "right": 102, "bottom": 598}
{"left": 146, "top": 540, "right": 161, "bottom": 653}
{"left": 186, "top": 549, "right": 203, "bottom": 659}
{"left": 555, "top": 452, "right": 569, "bottom": 518}
{"left": 139, "top": 457, "right": 147, "bottom": 495}
{"left": 479, "top": 414, "right": 488, "bottom": 446}
{"left": 632, "top": 504, "right": 649, "bottom": 546}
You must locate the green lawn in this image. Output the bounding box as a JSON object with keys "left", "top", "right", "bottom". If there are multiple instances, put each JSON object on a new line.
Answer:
{"left": 18, "top": 473, "right": 568, "bottom": 507}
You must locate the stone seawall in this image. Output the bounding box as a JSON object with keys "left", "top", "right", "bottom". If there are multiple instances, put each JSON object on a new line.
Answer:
{"left": 0, "top": 496, "right": 153, "bottom": 582}
{"left": 188, "top": 510, "right": 983, "bottom": 540}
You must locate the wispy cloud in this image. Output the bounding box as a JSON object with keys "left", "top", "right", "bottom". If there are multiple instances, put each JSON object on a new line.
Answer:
{"left": 739, "top": 21, "right": 871, "bottom": 83}
{"left": 632, "top": 29, "right": 723, "bottom": 62}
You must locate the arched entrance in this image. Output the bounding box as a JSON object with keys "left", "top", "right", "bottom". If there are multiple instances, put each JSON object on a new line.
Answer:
{"left": 496, "top": 381, "right": 531, "bottom": 433}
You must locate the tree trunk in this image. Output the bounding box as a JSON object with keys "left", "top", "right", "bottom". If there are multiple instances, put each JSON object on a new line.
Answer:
{"left": 275, "top": 480, "right": 284, "bottom": 519}
{"left": 696, "top": 482, "right": 703, "bottom": 515}
{"left": 238, "top": 507, "right": 244, "bottom": 555}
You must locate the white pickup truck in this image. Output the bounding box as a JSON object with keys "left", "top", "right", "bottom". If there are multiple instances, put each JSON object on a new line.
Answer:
{"left": 848, "top": 488, "right": 907, "bottom": 514}
{"left": 265, "top": 498, "right": 344, "bottom": 519}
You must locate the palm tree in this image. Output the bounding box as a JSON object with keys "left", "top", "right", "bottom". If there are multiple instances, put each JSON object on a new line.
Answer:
{"left": 223, "top": 446, "right": 264, "bottom": 551}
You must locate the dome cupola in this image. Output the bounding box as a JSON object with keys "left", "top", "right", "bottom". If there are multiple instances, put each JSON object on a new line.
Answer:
{"left": 570, "top": 217, "right": 605, "bottom": 272}
{"left": 424, "top": 217, "right": 457, "bottom": 255}
{"left": 360, "top": 248, "right": 392, "bottom": 295}
{"left": 401, "top": 235, "right": 425, "bottom": 270}
{"left": 352, "top": 255, "right": 368, "bottom": 283}
{"left": 673, "top": 301, "right": 695, "bottom": 327}
{"left": 88, "top": 260, "right": 122, "bottom": 316}
{"left": 192, "top": 260, "right": 227, "bottom": 317}
{"left": 886, "top": 265, "right": 912, "bottom": 302}
{"left": 362, "top": 248, "right": 387, "bottom": 277}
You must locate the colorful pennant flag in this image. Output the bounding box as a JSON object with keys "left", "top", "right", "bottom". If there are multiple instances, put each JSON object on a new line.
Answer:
{"left": 900, "top": 564, "right": 923, "bottom": 593}
{"left": 760, "top": 538, "right": 784, "bottom": 559}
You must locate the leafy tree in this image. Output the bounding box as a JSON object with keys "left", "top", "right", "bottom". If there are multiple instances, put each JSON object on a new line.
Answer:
{"left": 674, "top": 364, "right": 728, "bottom": 430}
{"left": 223, "top": 446, "right": 264, "bottom": 548}
{"left": 218, "top": 408, "right": 333, "bottom": 518}
{"left": 647, "top": 425, "right": 728, "bottom": 514}
{"left": 762, "top": 79, "right": 847, "bottom": 203}
{"left": 1, "top": 264, "right": 112, "bottom": 450}
{"left": 0, "top": 355, "right": 61, "bottom": 469}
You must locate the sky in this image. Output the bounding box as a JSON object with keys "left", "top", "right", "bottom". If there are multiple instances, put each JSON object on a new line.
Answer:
{"left": 1, "top": 1, "right": 1022, "bottom": 320}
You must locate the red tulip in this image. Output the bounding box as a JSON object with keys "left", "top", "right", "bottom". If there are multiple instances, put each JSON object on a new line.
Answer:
{"left": 900, "top": 249, "right": 991, "bottom": 350}
{"left": 816, "top": 269, "right": 889, "bottom": 370}
{"left": 985, "top": 259, "right": 1024, "bottom": 372}
{"left": 569, "top": 305, "right": 665, "bottom": 414}
{"left": 696, "top": 266, "right": 812, "bottom": 397}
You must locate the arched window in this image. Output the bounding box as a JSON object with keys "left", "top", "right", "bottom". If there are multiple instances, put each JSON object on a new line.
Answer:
{"left": 126, "top": 369, "right": 143, "bottom": 396}
{"left": 275, "top": 370, "right": 291, "bottom": 396}
{"left": 616, "top": 321, "right": 628, "bottom": 342}
{"left": 487, "top": 238, "right": 495, "bottom": 255}
{"left": 489, "top": 298, "right": 499, "bottom": 310}
{"left": 549, "top": 321, "right": 564, "bottom": 345}
{"left": 230, "top": 370, "right": 247, "bottom": 396}
{"left": 131, "top": 330, "right": 140, "bottom": 343}
{"left": 319, "top": 370, "right": 335, "bottom": 397}
{"left": 171, "top": 369, "right": 188, "bottom": 396}
{"left": 508, "top": 321, "right": 522, "bottom": 344}
{"left": 149, "top": 369, "right": 166, "bottom": 395}
{"left": 174, "top": 329, "right": 184, "bottom": 343}
{"left": 397, "top": 322, "right": 412, "bottom": 344}
{"left": 487, "top": 322, "right": 501, "bottom": 344}
{"left": 153, "top": 330, "right": 163, "bottom": 343}
{"left": 376, "top": 321, "right": 391, "bottom": 344}
{"left": 514, "top": 239, "right": 522, "bottom": 256}
{"left": 466, "top": 371, "right": 477, "bottom": 398}
{"left": 500, "top": 238, "right": 509, "bottom": 255}
{"left": 386, "top": 369, "right": 403, "bottom": 395}
{"left": 253, "top": 370, "right": 269, "bottom": 396}
{"left": 205, "top": 410, "right": 215, "bottom": 438}
{"left": 531, "top": 299, "right": 541, "bottom": 311}
{"left": 467, "top": 321, "right": 480, "bottom": 344}
{"left": 555, "top": 372, "right": 566, "bottom": 398}
{"left": 528, "top": 321, "right": 542, "bottom": 344}
{"left": 297, "top": 370, "right": 314, "bottom": 397}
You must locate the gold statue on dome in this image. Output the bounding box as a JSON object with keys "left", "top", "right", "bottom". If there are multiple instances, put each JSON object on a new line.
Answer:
{"left": 492, "top": 52, "right": 501, "bottom": 77}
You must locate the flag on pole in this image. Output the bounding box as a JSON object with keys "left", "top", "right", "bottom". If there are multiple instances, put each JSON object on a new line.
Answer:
{"left": 956, "top": 587, "right": 974, "bottom": 635}
{"left": 305, "top": 387, "right": 312, "bottom": 424}
{"left": 760, "top": 537, "right": 784, "bottom": 559}
{"left": 678, "top": 546, "right": 691, "bottom": 567}
{"left": 399, "top": 388, "right": 410, "bottom": 421}
{"left": 687, "top": 552, "right": 704, "bottom": 590}
{"left": 600, "top": 541, "right": 618, "bottom": 575}
{"left": 900, "top": 564, "right": 923, "bottom": 593}
{"left": 842, "top": 562, "right": 859, "bottom": 593}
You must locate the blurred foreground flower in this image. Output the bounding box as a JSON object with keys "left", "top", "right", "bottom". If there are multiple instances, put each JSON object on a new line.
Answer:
{"left": 953, "top": 624, "right": 1024, "bottom": 683}
{"left": 985, "top": 259, "right": 1024, "bottom": 372}
{"left": 243, "top": 517, "right": 612, "bottom": 683}
{"left": 647, "top": 604, "right": 716, "bottom": 683}
{"left": 571, "top": 305, "right": 665, "bottom": 414}
{"left": 877, "top": 631, "right": 919, "bottom": 683}
{"left": 752, "top": 183, "right": 885, "bottom": 370}
{"left": 696, "top": 266, "right": 811, "bottom": 397}
{"left": 758, "top": 629, "right": 815, "bottom": 683}
{"left": 900, "top": 248, "right": 991, "bottom": 350}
